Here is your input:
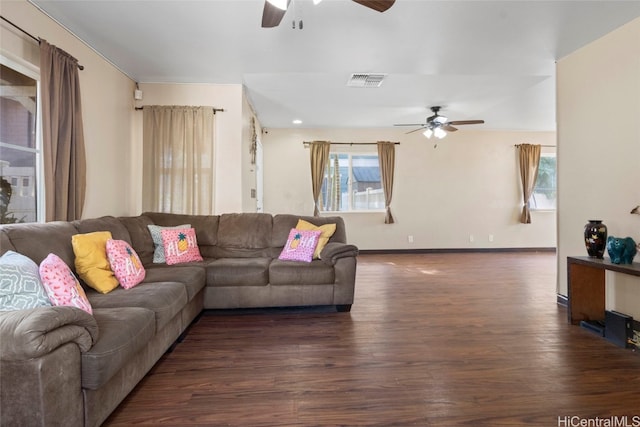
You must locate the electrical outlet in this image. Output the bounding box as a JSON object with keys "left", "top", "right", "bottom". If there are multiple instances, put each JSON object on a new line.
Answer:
{"left": 489, "top": 234, "right": 494, "bottom": 242}
{"left": 469, "top": 235, "right": 474, "bottom": 243}
{"left": 408, "top": 235, "right": 414, "bottom": 243}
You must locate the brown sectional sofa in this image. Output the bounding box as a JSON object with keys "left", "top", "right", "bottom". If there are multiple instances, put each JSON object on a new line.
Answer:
{"left": 0, "top": 212, "right": 358, "bottom": 427}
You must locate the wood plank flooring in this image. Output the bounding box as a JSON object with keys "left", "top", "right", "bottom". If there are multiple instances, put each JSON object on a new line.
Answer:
{"left": 104, "top": 253, "right": 640, "bottom": 426}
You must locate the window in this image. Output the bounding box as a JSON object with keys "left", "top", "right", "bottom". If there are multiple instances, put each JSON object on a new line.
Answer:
{"left": 320, "top": 153, "right": 384, "bottom": 212}
{"left": 0, "top": 60, "right": 41, "bottom": 223}
{"left": 530, "top": 153, "right": 556, "bottom": 210}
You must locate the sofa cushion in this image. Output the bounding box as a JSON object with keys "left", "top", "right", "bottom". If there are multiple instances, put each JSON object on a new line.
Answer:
{"left": 278, "top": 228, "right": 322, "bottom": 263}
{"left": 161, "top": 228, "right": 203, "bottom": 265}
{"left": 148, "top": 224, "right": 191, "bottom": 264}
{"left": 142, "top": 212, "right": 219, "bottom": 259}
{"left": 272, "top": 215, "right": 347, "bottom": 250}
{"left": 86, "top": 281, "right": 187, "bottom": 331}
{"left": 81, "top": 307, "right": 155, "bottom": 390}
{"left": 215, "top": 213, "right": 272, "bottom": 258}
{"left": 0, "top": 231, "right": 15, "bottom": 256}
{"left": 206, "top": 258, "right": 271, "bottom": 287}
{"left": 1, "top": 221, "right": 78, "bottom": 266}
{"left": 106, "top": 240, "right": 146, "bottom": 289}
{"left": 142, "top": 266, "right": 206, "bottom": 301}
{"left": 71, "top": 231, "right": 119, "bottom": 294}
{"left": 73, "top": 216, "right": 132, "bottom": 243}
{"left": 269, "top": 259, "right": 335, "bottom": 286}
{"left": 118, "top": 216, "right": 156, "bottom": 266}
{"left": 0, "top": 251, "right": 51, "bottom": 311}
{"left": 295, "top": 219, "right": 337, "bottom": 259}
{"left": 39, "top": 253, "right": 93, "bottom": 314}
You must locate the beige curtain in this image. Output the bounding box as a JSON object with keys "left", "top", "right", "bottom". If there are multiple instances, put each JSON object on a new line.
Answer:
{"left": 517, "top": 144, "right": 541, "bottom": 224}
{"left": 309, "top": 141, "right": 330, "bottom": 216}
{"left": 39, "top": 39, "right": 87, "bottom": 221}
{"left": 377, "top": 141, "right": 396, "bottom": 224}
{"left": 142, "top": 106, "right": 215, "bottom": 214}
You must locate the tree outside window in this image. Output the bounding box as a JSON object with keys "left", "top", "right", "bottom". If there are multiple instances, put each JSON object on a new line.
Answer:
{"left": 530, "top": 153, "right": 556, "bottom": 210}
{"left": 320, "top": 153, "right": 384, "bottom": 212}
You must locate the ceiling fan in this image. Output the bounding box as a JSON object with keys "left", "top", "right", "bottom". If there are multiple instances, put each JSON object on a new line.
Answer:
{"left": 261, "top": 0, "right": 396, "bottom": 28}
{"left": 394, "top": 106, "right": 485, "bottom": 139}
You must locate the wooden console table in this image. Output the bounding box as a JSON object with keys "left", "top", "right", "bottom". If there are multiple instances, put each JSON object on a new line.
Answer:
{"left": 567, "top": 256, "right": 640, "bottom": 325}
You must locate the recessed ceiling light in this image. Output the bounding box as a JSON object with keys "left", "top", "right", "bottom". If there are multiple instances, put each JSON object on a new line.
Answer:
{"left": 292, "top": 119, "right": 302, "bottom": 124}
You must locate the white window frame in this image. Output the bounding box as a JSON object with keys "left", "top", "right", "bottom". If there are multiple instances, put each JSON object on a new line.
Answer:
{"left": 530, "top": 152, "right": 556, "bottom": 211}
{"left": 320, "top": 151, "right": 385, "bottom": 214}
{"left": 0, "top": 52, "right": 44, "bottom": 223}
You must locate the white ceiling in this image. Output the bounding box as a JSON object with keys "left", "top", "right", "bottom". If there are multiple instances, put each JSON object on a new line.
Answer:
{"left": 29, "top": 0, "right": 640, "bottom": 131}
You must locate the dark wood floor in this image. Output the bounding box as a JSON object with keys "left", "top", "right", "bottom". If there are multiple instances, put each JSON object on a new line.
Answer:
{"left": 104, "top": 253, "right": 640, "bottom": 426}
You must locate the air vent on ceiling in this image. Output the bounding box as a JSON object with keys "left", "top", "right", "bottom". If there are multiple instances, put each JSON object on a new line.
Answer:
{"left": 347, "top": 73, "right": 387, "bottom": 88}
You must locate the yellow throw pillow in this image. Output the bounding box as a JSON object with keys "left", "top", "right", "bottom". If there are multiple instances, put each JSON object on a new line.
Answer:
{"left": 72, "top": 231, "right": 119, "bottom": 294}
{"left": 295, "top": 219, "right": 336, "bottom": 259}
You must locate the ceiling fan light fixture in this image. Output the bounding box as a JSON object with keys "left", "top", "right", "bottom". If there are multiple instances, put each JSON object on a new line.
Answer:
{"left": 394, "top": 106, "right": 483, "bottom": 137}
{"left": 267, "top": 0, "right": 288, "bottom": 10}
{"left": 434, "top": 127, "right": 447, "bottom": 139}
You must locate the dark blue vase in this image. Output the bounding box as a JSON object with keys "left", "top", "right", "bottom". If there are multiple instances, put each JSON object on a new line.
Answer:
{"left": 584, "top": 220, "right": 607, "bottom": 259}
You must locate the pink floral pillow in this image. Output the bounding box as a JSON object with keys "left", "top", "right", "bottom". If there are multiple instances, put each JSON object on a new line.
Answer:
{"left": 106, "top": 240, "right": 146, "bottom": 289}
{"left": 39, "top": 253, "right": 92, "bottom": 314}
{"left": 160, "top": 228, "right": 203, "bottom": 265}
{"left": 278, "top": 228, "right": 322, "bottom": 263}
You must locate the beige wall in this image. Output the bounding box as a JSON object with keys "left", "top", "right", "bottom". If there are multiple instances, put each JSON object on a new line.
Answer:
{"left": 262, "top": 128, "right": 556, "bottom": 250}
{"left": 134, "top": 83, "right": 244, "bottom": 214}
{"left": 557, "top": 17, "right": 640, "bottom": 315}
{"left": 1, "top": 0, "right": 136, "bottom": 218}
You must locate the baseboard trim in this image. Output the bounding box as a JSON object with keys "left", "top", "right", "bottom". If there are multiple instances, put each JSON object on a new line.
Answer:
{"left": 557, "top": 294, "right": 568, "bottom": 307}
{"left": 359, "top": 247, "right": 557, "bottom": 255}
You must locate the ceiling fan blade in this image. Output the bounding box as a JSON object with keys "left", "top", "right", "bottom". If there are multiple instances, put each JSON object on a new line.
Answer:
{"left": 261, "top": 0, "right": 290, "bottom": 28}
{"left": 448, "top": 120, "right": 485, "bottom": 126}
{"left": 351, "top": 0, "right": 396, "bottom": 12}
{"left": 405, "top": 127, "right": 425, "bottom": 134}
{"left": 442, "top": 124, "right": 458, "bottom": 132}
{"left": 394, "top": 123, "right": 425, "bottom": 127}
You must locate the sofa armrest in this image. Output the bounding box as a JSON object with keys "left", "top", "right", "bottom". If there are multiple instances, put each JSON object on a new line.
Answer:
{"left": 320, "top": 242, "right": 359, "bottom": 266}
{"left": 0, "top": 306, "right": 99, "bottom": 361}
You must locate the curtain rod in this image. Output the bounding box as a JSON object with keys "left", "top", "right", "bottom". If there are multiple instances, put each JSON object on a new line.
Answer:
{"left": 303, "top": 141, "right": 400, "bottom": 146}
{"left": 1, "top": 16, "right": 84, "bottom": 70}
{"left": 514, "top": 144, "right": 556, "bottom": 148}
{"left": 134, "top": 106, "right": 225, "bottom": 113}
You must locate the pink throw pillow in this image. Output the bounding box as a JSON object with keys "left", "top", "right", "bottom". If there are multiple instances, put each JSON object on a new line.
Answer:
{"left": 160, "top": 228, "right": 203, "bottom": 265}
{"left": 39, "top": 253, "right": 93, "bottom": 314}
{"left": 106, "top": 240, "right": 146, "bottom": 289}
{"left": 278, "top": 228, "right": 322, "bottom": 263}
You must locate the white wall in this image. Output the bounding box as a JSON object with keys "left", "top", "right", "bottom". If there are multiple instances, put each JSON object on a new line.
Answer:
{"left": 134, "top": 83, "right": 244, "bottom": 214}
{"left": 1, "top": 0, "right": 136, "bottom": 218}
{"left": 241, "top": 91, "right": 260, "bottom": 213}
{"left": 262, "top": 127, "right": 556, "bottom": 250}
{"left": 557, "top": 17, "right": 640, "bottom": 315}
{"left": 0, "top": 1, "right": 561, "bottom": 257}
{"left": 1, "top": 3, "right": 258, "bottom": 218}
